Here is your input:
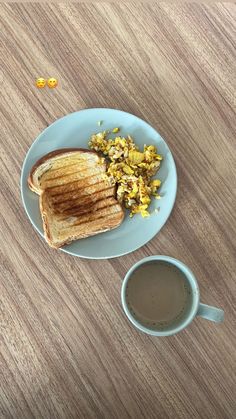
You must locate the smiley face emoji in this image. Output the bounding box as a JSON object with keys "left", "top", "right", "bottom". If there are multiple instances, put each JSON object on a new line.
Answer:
{"left": 36, "top": 78, "right": 46, "bottom": 88}
{"left": 47, "top": 78, "right": 58, "bottom": 88}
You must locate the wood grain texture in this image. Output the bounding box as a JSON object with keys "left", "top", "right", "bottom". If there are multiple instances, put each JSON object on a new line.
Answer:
{"left": 0, "top": 2, "right": 236, "bottom": 418}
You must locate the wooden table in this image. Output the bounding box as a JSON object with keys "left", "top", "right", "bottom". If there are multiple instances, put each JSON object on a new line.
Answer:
{"left": 1, "top": 3, "right": 235, "bottom": 418}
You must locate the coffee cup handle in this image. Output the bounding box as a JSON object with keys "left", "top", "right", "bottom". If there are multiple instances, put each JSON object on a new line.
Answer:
{"left": 197, "top": 303, "right": 224, "bottom": 323}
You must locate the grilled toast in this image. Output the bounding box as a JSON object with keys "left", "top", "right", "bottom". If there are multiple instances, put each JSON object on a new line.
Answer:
{"left": 28, "top": 149, "right": 124, "bottom": 248}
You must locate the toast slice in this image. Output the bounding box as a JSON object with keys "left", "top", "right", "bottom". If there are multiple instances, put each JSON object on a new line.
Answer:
{"left": 28, "top": 148, "right": 124, "bottom": 248}
{"left": 28, "top": 148, "right": 106, "bottom": 194}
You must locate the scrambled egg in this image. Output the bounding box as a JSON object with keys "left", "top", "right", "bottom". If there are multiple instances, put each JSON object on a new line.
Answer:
{"left": 89, "top": 131, "right": 162, "bottom": 217}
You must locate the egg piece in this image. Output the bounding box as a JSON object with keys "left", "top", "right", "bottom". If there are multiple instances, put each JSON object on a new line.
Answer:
{"left": 89, "top": 130, "right": 163, "bottom": 217}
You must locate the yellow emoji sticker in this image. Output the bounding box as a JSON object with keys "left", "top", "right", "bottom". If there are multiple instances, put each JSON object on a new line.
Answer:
{"left": 47, "top": 78, "right": 58, "bottom": 88}
{"left": 36, "top": 78, "right": 46, "bottom": 88}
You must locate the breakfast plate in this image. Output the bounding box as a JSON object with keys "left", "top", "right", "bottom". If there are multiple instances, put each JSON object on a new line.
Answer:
{"left": 21, "top": 108, "right": 177, "bottom": 259}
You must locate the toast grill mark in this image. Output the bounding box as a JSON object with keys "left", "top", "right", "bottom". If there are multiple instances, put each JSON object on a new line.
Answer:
{"left": 43, "top": 163, "right": 84, "bottom": 179}
{"left": 57, "top": 198, "right": 118, "bottom": 219}
{"left": 67, "top": 204, "right": 123, "bottom": 227}
{"left": 57, "top": 214, "right": 124, "bottom": 240}
{"left": 41, "top": 167, "right": 105, "bottom": 188}
{"left": 52, "top": 187, "right": 115, "bottom": 213}
{"left": 43, "top": 162, "right": 104, "bottom": 182}
{"left": 60, "top": 208, "right": 124, "bottom": 231}
{"left": 48, "top": 183, "right": 113, "bottom": 204}
{"left": 45, "top": 173, "right": 107, "bottom": 195}
{"left": 46, "top": 154, "right": 101, "bottom": 170}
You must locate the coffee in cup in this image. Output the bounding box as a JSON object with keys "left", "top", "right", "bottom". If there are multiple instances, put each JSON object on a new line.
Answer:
{"left": 121, "top": 256, "right": 224, "bottom": 336}
{"left": 125, "top": 261, "right": 192, "bottom": 330}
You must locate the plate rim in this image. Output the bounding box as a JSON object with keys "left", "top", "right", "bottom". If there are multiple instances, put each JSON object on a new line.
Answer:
{"left": 21, "top": 108, "right": 178, "bottom": 259}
